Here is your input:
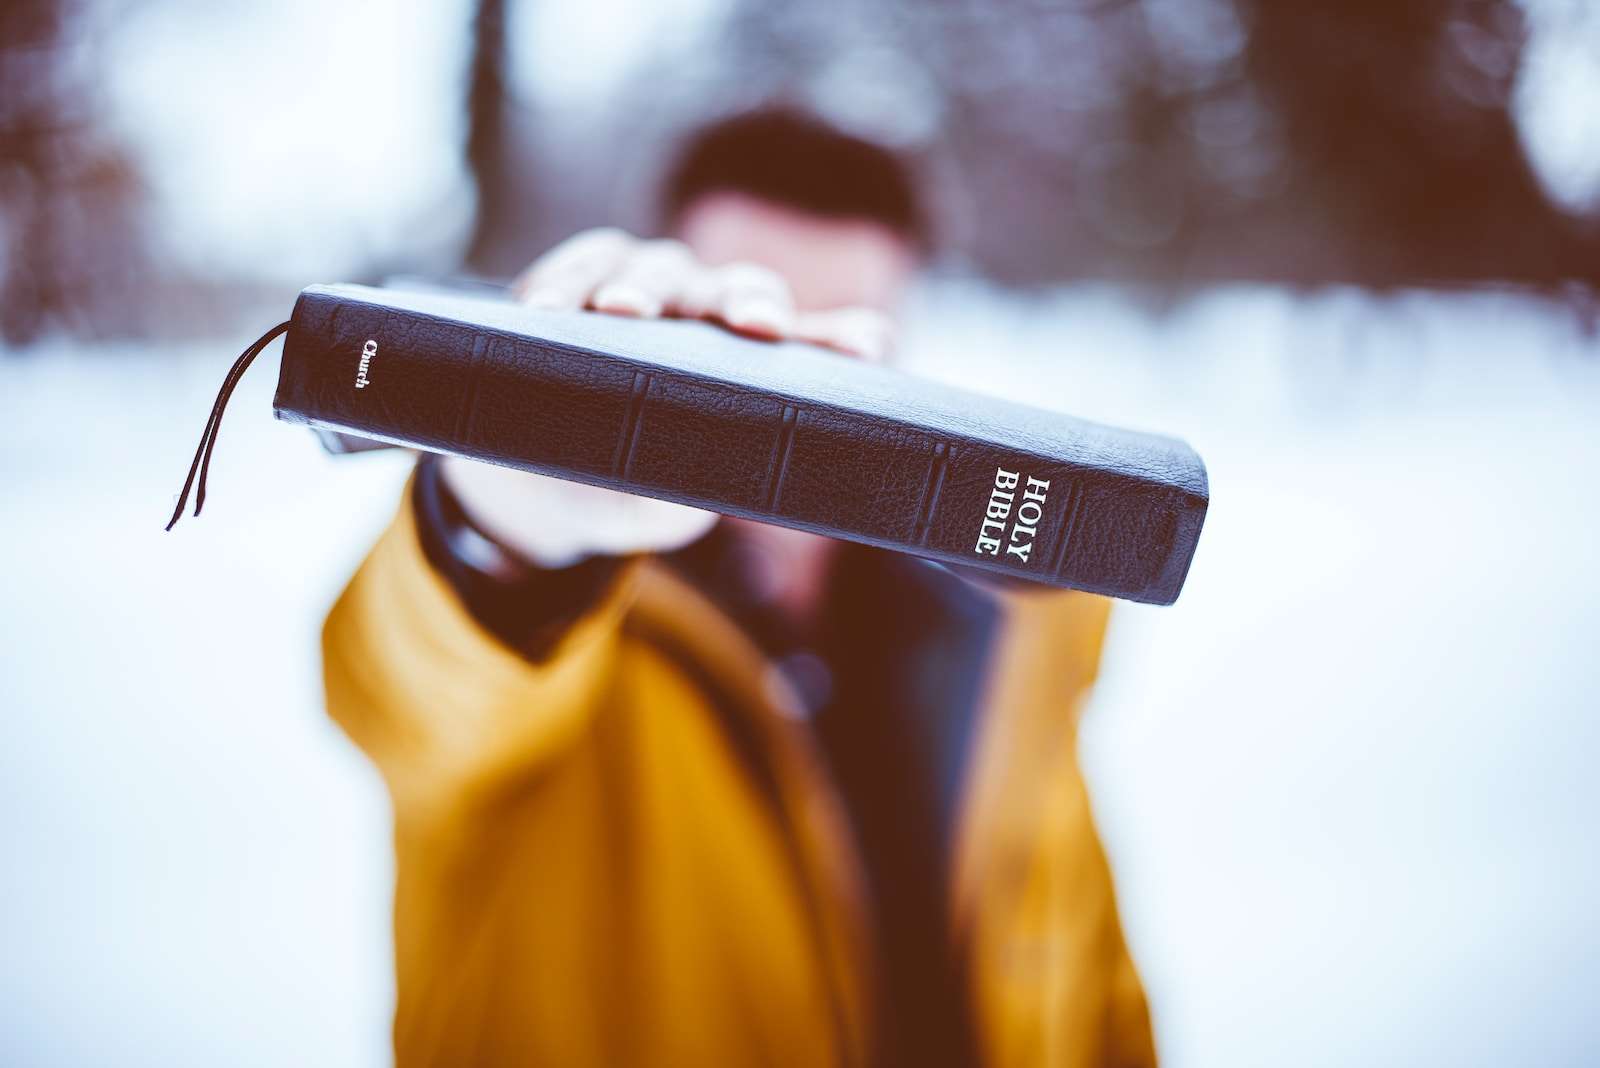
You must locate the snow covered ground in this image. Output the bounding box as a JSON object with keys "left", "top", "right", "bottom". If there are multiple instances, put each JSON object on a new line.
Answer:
{"left": 2, "top": 283, "right": 1597, "bottom": 1066}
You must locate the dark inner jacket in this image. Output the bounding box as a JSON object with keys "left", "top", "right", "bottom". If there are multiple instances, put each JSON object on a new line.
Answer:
{"left": 413, "top": 453, "right": 1002, "bottom": 1068}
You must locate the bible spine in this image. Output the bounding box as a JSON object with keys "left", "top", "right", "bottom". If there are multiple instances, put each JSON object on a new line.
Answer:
{"left": 272, "top": 284, "right": 1208, "bottom": 604}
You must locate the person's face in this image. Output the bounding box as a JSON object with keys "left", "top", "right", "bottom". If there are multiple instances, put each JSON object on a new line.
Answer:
{"left": 674, "top": 190, "right": 917, "bottom": 316}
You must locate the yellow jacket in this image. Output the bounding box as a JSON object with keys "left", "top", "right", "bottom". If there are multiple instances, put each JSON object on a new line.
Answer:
{"left": 323, "top": 494, "right": 1155, "bottom": 1067}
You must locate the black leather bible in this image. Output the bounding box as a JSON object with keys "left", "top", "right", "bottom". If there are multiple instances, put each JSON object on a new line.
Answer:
{"left": 251, "top": 283, "right": 1207, "bottom": 603}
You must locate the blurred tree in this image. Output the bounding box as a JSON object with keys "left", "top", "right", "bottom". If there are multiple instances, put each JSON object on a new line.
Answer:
{"left": 465, "top": 0, "right": 517, "bottom": 272}
{"left": 607, "top": 0, "right": 1600, "bottom": 289}
{"left": 0, "top": 0, "right": 155, "bottom": 345}
{"left": 1236, "top": 0, "right": 1597, "bottom": 286}
{"left": 6, "top": 0, "right": 1596, "bottom": 349}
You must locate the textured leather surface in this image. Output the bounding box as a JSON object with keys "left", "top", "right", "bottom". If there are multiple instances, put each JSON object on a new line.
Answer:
{"left": 273, "top": 284, "right": 1209, "bottom": 604}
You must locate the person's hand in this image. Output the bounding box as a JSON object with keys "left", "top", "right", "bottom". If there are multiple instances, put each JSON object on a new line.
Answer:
{"left": 512, "top": 226, "right": 894, "bottom": 360}
{"left": 442, "top": 228, "right": 894, "bottom": 569}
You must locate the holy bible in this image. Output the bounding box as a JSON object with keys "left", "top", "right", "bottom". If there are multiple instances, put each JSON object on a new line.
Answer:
{"left": 181, "top": 283, "right": 1209, "bottom": 604}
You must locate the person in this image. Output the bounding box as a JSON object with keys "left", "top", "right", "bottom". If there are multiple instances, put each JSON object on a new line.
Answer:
{"left": 322, "top": 110, "right": 1155, "bottom": 1067}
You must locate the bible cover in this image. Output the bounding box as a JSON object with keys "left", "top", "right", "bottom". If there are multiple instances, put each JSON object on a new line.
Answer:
{"left": 272, "top": 284, "right": 1208, "bottom": 604}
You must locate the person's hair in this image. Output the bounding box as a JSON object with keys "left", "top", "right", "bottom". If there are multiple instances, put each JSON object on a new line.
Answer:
{"left": 658, "top": 109, "right": 929, "bottom": 252}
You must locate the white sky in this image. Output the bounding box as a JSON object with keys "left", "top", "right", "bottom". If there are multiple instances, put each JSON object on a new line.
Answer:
{"left": 1514, "top": 0, "right": 1600, "bottom": 214}
{"left": 100, "top": 0, "right": 476, "bottom": 281}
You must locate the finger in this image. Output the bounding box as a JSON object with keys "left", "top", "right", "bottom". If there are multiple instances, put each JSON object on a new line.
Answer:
{"left": 671, "top": 263, "right": 723, "bottom": 321}
{"left": 793, "top": 307, "right": 896, "bottom": 363}
{"left": 591, "top": 239, "right": 697, "bottom": 318}
{"left": 513, "top": 227, "right": 636, "bottom": 309}
{"left": 708, "top": 262, "right": 796, "bottom": 339}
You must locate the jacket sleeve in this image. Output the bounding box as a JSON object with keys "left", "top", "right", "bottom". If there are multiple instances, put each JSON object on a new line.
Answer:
{"left": 321, "top": 481, "right": 644, "bottom": 814}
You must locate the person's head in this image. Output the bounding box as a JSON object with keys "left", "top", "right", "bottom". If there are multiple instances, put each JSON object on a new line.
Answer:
{"left": 658, "top": 110, "right": 928, "bottom": 314}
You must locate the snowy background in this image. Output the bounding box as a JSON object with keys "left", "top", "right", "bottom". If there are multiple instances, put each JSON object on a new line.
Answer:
{"left": 4, "top": 283, "right": 1596, "bottom": 1067}
{"left": 4, "top": 0, "right": 1600, "bottom": 1065}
